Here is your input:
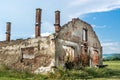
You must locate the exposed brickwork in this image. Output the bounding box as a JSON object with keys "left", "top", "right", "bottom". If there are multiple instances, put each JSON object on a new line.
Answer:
{"left": 0, "top": 9, "right": 102, "bottom": 73}
{"left": 81, "top": 46, "right": 89, "bottom": 66}
{"left": 54, "top": 10, "right": 61, "bottom": 33}
{"left": 12, "top": 54, "right": 53, "bottom": 71}
{"left": 0, "top": 35, "right": 55, "bottom": 73}
{"left": 35, "top": 8, "right": 42, "bottom": 38}
{"left": 6, "top": 22, "right": 11, "bottom": 42}
{"left": 56, "top": 18, "right": 102, "bottom": 67}
{"left": 92, "top": 50, "right": 99, "bottom": 66}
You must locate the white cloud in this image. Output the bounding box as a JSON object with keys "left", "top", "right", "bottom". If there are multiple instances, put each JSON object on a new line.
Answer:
{"left": 41, "top": 32, "right": 51, "bottom": 37}
{"left": 0, "top": 0, "right": 120, "bottom": 40}
{"left": 92, "top": 24, "right": 107, "bottom": 29}
{"left": 101, "top": 42, "right": 120, "bottom": 54}
{"left": 102, "top": 42, "right": 119, "bottom": 46}
{"left": 31, "top": 32, "right": 52, "bottom": 38}
{"left": 0, "top": 34, "right": 4, "bottom": 41}
{"left": 69, "top": 0, "right": 90, "bottom": 7}
{"left": 0, "top": 29, "right": 5, "bottom": 41}
{"left": 41, "top": 21, "right": 54, "bottom": 33}
{"left": 65, "top": 0, "right": 120, "bottom": 19}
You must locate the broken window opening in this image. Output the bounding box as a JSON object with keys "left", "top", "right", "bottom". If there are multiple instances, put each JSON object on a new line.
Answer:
{"left": 20, "top": 47, "right": 35, "bottom": 63}
{"left": 82, "top": 28, "right": 87, "bottom": 41}
{"left": 62, "top": 45, "right": 75, "bottom": 62}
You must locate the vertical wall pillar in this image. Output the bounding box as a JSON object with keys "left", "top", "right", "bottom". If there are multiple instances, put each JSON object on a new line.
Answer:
{"left": 35, "top": 8, "right": 42, "bottom": 38}
{"left": 6, "top": 22, "right": 11, "bottom": 42}
{"left": 54, "top": 10, "right": 61, "bottom": 34}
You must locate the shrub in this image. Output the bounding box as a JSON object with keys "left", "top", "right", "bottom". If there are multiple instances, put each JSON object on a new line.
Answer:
{"left": 0, "top": 64, "right": 10, "bottom": 71}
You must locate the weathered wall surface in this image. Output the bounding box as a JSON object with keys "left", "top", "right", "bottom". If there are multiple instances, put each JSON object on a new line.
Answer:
{"left": 56, "top": 18, "right": 102, "bottom": 67}
{"left": 0, "top": 35, "right": 55, "bottom": 72}
{"left": 0, "top": 17, "right": 102, "bottom": 73}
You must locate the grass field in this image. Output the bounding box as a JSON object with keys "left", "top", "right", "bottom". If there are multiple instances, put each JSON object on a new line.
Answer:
{"left": 93, "top": 61, "right": 120, "bottom": 80}
{"left": 104, "top": 61, "right": 120, "bottom": 70}
{"left": 0, "top": 61, "right": 120, "bottom": 80}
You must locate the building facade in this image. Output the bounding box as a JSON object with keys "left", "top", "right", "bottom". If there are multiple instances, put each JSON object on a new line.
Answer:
{"left": 55, "top": 18, "right": 102, "bottom": 68}
{"left": 0, "top": 8, "right": 102, "bottom": 73}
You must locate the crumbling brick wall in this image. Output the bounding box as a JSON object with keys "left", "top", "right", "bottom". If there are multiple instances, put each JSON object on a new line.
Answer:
{"left": 0, "top": 35, "right": 55, "bottom": 71}
{"left": 55, "top": 18, "right": 102, "bottom": 67}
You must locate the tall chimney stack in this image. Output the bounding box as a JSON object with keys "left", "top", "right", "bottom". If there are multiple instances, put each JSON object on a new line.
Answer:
{"left": 54, "top": 10, "right": 61, "bottom": 33}
{"left": 35, "top": 8, "right": 42, "bottom": 38}
{"left": 6, "top": 22, "right": 11, "bottom": 42}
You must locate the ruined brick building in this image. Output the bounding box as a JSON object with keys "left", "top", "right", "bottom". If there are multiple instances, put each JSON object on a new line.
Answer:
{"left": 0, "top": 8, "right": 102, "bottom": 73}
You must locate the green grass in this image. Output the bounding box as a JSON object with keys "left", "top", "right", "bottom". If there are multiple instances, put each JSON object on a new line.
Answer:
{"left": 104, "top": 61, "right": 120, "bottom": 70}
{"left": 90, "top": 61, "right": 120, "bottom": 80}
{"left": 0, "top": 61, "right": 120, "bottom": 80}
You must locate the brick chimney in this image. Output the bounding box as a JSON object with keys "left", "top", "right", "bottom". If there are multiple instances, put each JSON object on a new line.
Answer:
{"left": 35, "top": 8, "right": 42, "bottom": 38}
{"left": 6, "top": 22, "right": 11, "bottom": 42}
{"left": 54, "top": 10, "right": 61, "bottom": 33}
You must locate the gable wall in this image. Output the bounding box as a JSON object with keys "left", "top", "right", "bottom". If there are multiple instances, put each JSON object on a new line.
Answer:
{"left": 55, "top": 18, "right": 102, "bottom": 67}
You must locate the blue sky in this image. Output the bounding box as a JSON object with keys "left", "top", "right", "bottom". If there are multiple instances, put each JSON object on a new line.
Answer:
{"left": 0, "top": 0, "right": 120, "bottom": 54}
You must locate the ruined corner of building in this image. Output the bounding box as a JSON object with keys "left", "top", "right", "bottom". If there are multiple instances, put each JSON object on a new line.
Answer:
{"left": 0, "top": 8, "right": 103, "bottom": 74}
